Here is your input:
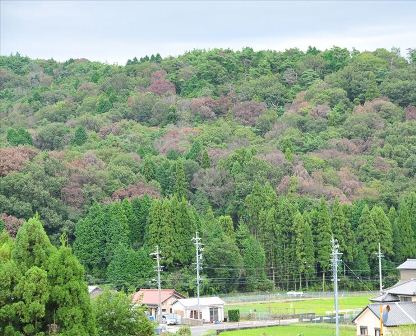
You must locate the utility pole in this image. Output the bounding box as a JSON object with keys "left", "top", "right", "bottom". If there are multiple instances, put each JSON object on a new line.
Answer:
{"left": 376, "top": 242, "right": 384, "bottom": 336}
{"left": 331, "top": 237, "right": 342, "bottom": 336}
{"left": 192, "top": 232, "right": 203, "bottom": 320}
{"left": 376, "top": 242, "right": 384, "bottom": 293}
{"left": 150, "top": 245, "right": 163, "bottom": 323}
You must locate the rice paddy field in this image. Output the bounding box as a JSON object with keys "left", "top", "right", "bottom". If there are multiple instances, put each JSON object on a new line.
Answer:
{"left": 225, "top": 295, "right": 371, "bottom": 316}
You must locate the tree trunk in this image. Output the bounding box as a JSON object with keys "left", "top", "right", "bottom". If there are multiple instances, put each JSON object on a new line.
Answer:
{"left": 322, "top": 272, "right": 325, "bottom": 291}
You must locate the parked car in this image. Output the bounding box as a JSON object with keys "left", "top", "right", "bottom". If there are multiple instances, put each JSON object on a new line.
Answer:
{"left": 162, "top": 314, "right": 180, "bottom": 325}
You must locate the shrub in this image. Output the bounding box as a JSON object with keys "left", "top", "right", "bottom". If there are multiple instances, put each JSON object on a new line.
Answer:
{"left": 228, "top": 309, "right": 240, "bottom": 322}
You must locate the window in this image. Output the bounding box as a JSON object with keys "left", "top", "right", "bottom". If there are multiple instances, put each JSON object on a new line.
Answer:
{"left": 360, "top": 326, "right": 368, "bottom": 335}
{"left": 170, "top": 308, "right": 173, "bottom": 313}
{"left": 375, "top": 328, "right": 380, "bottom": 336}
{"left": 209, "top": 307, "right": 219, "bottom": 322}
{"left": 400, "top": 296, "right": 412, "bottom": 302}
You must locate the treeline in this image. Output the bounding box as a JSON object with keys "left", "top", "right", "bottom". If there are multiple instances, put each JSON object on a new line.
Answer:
{"left": 72, "top": 187, "right": 416, "bottom": 294}
{"left": 0, "top": 216, "right": 154, "bottom": 336}
{"left": 0, "top": 47, "right": 416, "bottom": 293}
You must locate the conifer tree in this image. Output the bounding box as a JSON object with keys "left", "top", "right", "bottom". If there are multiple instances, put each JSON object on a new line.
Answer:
{"left": 14, "top": 266, "right": 49, "bottom": 335}
{"left": 47, "top": 242, "right": 96, "bottom": 336}
{"left": 394, "top": 200, "right": 415, "bottom": 261}
{"left": 404, "top": 192, "right": 416, "bottom": 234}
{"left": 370, "top": 206, "right": 393, "bottom": 257}
{"left": 356, "top": 205, "right": 379, "bottom": 263}
{"left": 218, "top": 215, "right": 234, "bottom": 239}
{"left": 309, "top": 199, "right": 332, "bottom": 289}
{"left": 12, "top": 215, "right": 54, "bottom": 271}
{"left": 141, "top": 157, "right": 157, "bottom": 181}
{"left": 237, "top": 223, "right": 270, "bottom": 291}
{"left": 72, "top": 126, "right": 88, "bottom": 146}
{"left": 186, "top": 139, "right": 202, "bottom": 161}
{"left": 174, "top": 159, "right": 188, "bottom": 199}
{"left": 107, "top": 244, "right": 154, "bottom": 291}
{"left": 331, "top": 199, "right": 354, "bottom": 262}
{"left": 131, "top": 196, "right": 152, "bottom": 248}
{"left": 201, "top": 149, "right": 211, "bottom": 168}
{"left": 293, "top": 211, "right": 314, "bottom": 289}
{"left": 104, "top": 202, "right": 130, "bottom": 264}
{"left": 74, "top": 203, "right": 106, "bottom": 278}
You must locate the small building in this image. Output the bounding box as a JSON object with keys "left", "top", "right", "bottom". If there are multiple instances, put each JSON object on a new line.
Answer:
{"left": 88, "top": 285, "right": 103, "bottom": 298}
{"left": 397, "top": 259, "right": 416, "bottom": 282}
{"left": 172, "top": 297, "right": 225, "bottom": 323}
{"left": 353, "top": 302, "right": 416, "bottom": 335}
{"left": 132, "top": 289, "right": 185, "bottom": 318}
{"left": 353, "top": 259, "right": 416, "bottom": 335}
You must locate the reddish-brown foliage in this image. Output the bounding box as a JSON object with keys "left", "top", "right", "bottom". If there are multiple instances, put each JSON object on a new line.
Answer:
{"left": 0, "top": 147, "right": 38, "bottom": 176}
{"left": 310, "top": 104, "right": 330, "bottom": 118}
{"left": 154, "top": 127, "right": 199, "bottom": 155}
{"left": 111, "top": 182, "right": 160, "bottom": 201}
{"left": 99, "top": 123, "right": 122, "bottom": 138}
{"left": 337, "top": 168, "right": 362, "bottom": 197}
{"left": 207, "top": 148, "right": 231, "bottom": 165}
{"left": 1, "top": 213, "right": 24, "bottom": 237}
{"left": 285, "top": 92, "right": 311, "bottom": 115}
{"left": 147, "top": 70, "right": 176, "bottom": 96}
{"left": 405, "top": 106, "right": 416, "bottom": 120}
{"left": 232, "top": 101, "right": 267, "bottom": 126}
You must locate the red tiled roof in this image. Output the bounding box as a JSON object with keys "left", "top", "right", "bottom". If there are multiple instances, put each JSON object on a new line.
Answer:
{"left": 132, "top": 289, "right": 185, "bottom": 305}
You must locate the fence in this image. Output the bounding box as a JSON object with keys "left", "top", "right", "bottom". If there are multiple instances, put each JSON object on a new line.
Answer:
{"left": 221, "top": 291, "right": 376, "bottom": 304}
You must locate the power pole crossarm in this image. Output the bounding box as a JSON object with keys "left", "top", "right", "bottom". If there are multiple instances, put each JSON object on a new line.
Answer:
{"left": 192, "top": 232, "right": 203, "bottom": 321}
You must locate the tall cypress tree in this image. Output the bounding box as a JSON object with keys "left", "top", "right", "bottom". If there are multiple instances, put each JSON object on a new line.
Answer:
{"left": 356, "top": 205, "right": 379, "bottom": 265}
{"left": 104, "top": 202, "right": 130, "bottom": 264}
{"left": 331, "top": 199, "right": 354, "bottom": 263}
{"left": 370, "top": 206, "right": 393, "bottom": 257}
{"left": 47, "top": 243, "right": 96, "bottom": 335}
{"left": 394, "top": 200, "right": 415, "bottom": 261}
{"left": 174, "top": 159, "right": 188, "bottom": 199}
{"left": 131, "top": 196, "right": 153, "bottom": 248}
{"left": 293, "top": 211, "right": 314, "bottom": 289}
{"left": 12, "top": 215, "right": 54, "bottom": 271}
{"left": 309, "top": 199, "right": 332, "bottom": 290}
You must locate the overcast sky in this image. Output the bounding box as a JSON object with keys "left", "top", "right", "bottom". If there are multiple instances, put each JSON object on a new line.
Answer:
{"left": 1, "top": 1, "right": 416, "bottom": 64}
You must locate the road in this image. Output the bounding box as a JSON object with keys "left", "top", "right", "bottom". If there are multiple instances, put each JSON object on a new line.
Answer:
{"left": 166, "top": 318, "right": 298, "bottom": 336}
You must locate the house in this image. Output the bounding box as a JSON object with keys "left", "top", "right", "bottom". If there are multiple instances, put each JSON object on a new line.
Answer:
{"left": 353, "top": 259, "right": 416, "bottom": 335}
{"left": 172, "top": 297, "right": 225, "bottom": 323}
{"left": 397, "top": 259, "right": 416, "bottom": 282}
{"left": 132, "top": 289, "right": 185, "bottom": 318}
{"left": 353, "top": 302, "right": 416, "bottom": 335}
{"left": 88, "top": 285, "right": 103, "bottom": 298}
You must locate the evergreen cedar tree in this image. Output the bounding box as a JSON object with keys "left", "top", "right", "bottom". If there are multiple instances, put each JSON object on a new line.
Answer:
{"left": 0, "top": 216, "right": 153, "bottom": 336}
{"left": 0, "top": 47, "right": 416, "bottom": 293}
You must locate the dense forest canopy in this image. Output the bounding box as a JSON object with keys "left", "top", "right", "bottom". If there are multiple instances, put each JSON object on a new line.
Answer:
{"left": 1, "top": 46, "right": 416, "bottom": 293}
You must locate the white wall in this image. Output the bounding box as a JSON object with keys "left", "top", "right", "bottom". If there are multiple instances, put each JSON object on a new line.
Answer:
{"left": 173, "top": 304, "right": 224, "bottom": 323}
{"left": 355, "top": 308, "right": 392, "bottom": 335}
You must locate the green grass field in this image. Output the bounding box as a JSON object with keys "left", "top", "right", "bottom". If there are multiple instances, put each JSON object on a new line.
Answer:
{"left": 226, "top": 295, "right": 370, "bottom": 315}
{"left": 220, "top": 324, "right": 356, "bottom": 336}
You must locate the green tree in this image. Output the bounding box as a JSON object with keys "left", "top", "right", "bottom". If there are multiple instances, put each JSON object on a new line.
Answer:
{"left": 107, "top": 244, "right": 153, "bottom": 291}
{"left": 237, "top": 224, "right": 270, "bottom": 291}
{"left": 174, "top": 159, "right": 188, "bottom": 199}
{"left": 130, "top": 196, "right": 153, "bottom": 248}
{"left": 356, "top": 205, "right": 379, "bottom": 266}
{"left": 370, "top": 206, "right": 393, "bottom": 257}
{"left": 12, "top": 215, "right": 54, "bottom": 271}
{"left": 394, "top": 200, "right": 415, "bottom": 262}
{"left": 72, "top": 126, "right": 88, "bottom": 146}
{"left": 309, "top": 200, "right": 332, "bottom": 289}
{"left": 201, "top": 149, "right": 211, "bottom": 168}
{"left": 331, "top": 200, "right": 354, "bottom": 263}
{"left": 7, "top": 128, "right": 33, "bottom": 146}
{"left": 74, "top": 204, "right": 106, "bottom": 278}
{"left": 93, "top": 290, "right": 153, "bottom": 336}
{"left": 293, "top": 211, "right": 314, "bottom": 289}
{"left": 14, "top": 266, "right": 49, "bottom": 335}
{"left": 47, "top": 243, "right": 96, "bottom": 336}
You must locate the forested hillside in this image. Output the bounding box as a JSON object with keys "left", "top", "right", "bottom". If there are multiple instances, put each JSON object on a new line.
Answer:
{"left": 1, "top": 47, "right": 416, "bottom": 293}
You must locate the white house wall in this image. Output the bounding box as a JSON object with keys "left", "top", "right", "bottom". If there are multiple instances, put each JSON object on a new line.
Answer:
{"left": 355, "top": 308, "right": 392, "bottom": 336}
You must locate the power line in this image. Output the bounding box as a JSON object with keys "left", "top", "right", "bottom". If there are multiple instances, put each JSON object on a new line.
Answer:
{"left": 331, "top": 237, "right": 342, "bottom": 336}
{"left": 192, "top": 231, "right": 203, "bottom": 321}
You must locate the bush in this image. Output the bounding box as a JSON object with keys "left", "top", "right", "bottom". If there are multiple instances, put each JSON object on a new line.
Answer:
{"left": 228, "top": 309, "right": 240, "bottom": 322}
{"left": 176, "top": 326, "right": 191, "bottom": 336}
